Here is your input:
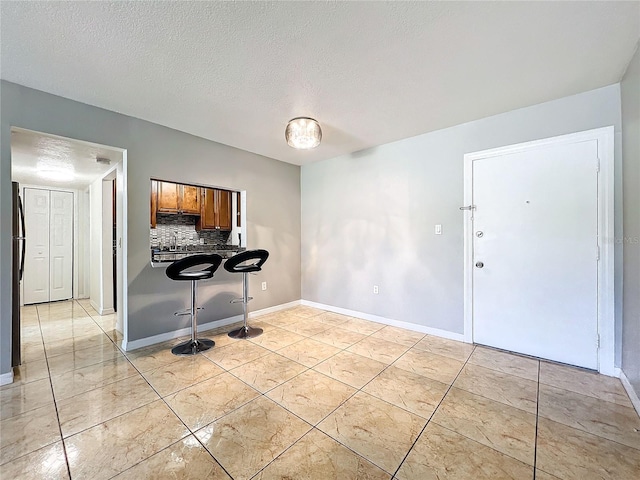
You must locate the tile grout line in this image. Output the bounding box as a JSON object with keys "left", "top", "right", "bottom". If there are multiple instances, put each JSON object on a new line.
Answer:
{"left": 533, "top": 360, "right": 541, "bottom": 479}
{"left": 207, "top": 313, "right": 419, "bottom": 478}
{"left": 246, "top": 323, "right": 433, "bottom": 477}
{"left": 390, "top": 344, "right": 477, "bottom": 479}
{"left": 104, "top": 347, "right": 237, "bottom": 479}
{"left": 35, "top": 302, "right": 73, "bottom": 480}
{"left": 70, "top": 300, "right": 236, "bottom": 479}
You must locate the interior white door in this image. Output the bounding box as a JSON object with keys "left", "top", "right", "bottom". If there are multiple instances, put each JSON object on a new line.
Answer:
{"left": 49, "top": 190, "right": 73, "bottom": 302}
{"left": 472, "top": 140, "right": 599, "bottom": 369}
{"left": 23, "top": 188, "right": 50, "bottom": 304}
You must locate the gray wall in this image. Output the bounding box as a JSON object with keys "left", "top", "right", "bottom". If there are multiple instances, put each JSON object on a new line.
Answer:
{"left": 621, "top": 43, "right": 640, "bottom": 398}
{"left": 0, "top": 81, "right": 301, "bottom": 374}
{"left": 302, "top": 85, "right": 623, "bottom": 350}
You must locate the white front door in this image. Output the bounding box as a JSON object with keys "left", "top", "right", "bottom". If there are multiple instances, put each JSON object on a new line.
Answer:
{"left": 471, "top": 140, "right": 599, "bottom": 369}
{"left": 49, "top": 190, "right": 73, "bottom": 302}
{"left": 23, "top": 188, "right": 50, "bottom": 304}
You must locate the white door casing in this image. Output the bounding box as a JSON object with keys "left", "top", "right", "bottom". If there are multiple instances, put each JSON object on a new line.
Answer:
{"left": 49, "top": 190, "right": 73, "bottom": 302}
{"left": 463, "top": 127, "right": 615, "bottom": 375}
{"left": 23, "top": 188, "right": 50, "bottom": 304}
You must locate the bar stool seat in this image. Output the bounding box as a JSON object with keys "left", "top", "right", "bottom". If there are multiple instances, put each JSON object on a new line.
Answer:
{"left": 166, "top": 254, "right": 223, "bottom": 355}
{"left": 225, "top": 249, "right": 269, "bottom": 339}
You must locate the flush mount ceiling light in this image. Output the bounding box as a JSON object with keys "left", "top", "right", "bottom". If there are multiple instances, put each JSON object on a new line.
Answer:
{"left": 285, "top": 117, "right": 322, "bottom": 149}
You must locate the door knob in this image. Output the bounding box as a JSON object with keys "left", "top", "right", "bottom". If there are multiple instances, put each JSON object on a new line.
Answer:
{"left": 475, "top": 261, "right": 484, "bottom": 269}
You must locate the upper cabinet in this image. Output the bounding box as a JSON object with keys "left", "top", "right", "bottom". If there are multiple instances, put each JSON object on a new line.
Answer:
{"left": 150, "top": 180, "right": 202, "bottom": 227}
{"left": 150, "top": 179, "right": 236, "bottom": 232}
{"left": 196, "top": 188, "right": 232, "bottom": 231}
{"left": 155, "top": 181, "right": 201, "bottom": 214}
{"left": 180, "top": 184, "right": 201, "bottom": 215}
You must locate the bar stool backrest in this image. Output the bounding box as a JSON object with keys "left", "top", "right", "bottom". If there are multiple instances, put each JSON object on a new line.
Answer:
{"left": 166, "top": 254, "right": 223, "bottom": 281}
{"left": 224, "top": 249, "right": 269, "bottom": 273}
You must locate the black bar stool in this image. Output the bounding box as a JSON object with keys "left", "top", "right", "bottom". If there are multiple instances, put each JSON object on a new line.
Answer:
{"left": 165, "top": 254, "right": 223, "bottom": 355}
{"left": 225, "top": 249, "right": 269, "bottom": 339}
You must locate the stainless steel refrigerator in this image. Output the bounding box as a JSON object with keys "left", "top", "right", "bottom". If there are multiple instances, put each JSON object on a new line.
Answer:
{"left": 12, "top": 182, "right": 25, "bottom": 367}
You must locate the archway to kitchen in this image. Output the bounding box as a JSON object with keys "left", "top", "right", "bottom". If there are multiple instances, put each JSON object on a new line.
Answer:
{"left": 10, "top": 127, "right": 128, "bottom": 359}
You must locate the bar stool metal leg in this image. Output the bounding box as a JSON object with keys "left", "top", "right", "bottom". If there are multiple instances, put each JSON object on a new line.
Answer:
{"left": 228, "top": 272, "right": 263, "bottom": 339}
{"left": 172, "top": 279, "right": 215, "bottom": 355}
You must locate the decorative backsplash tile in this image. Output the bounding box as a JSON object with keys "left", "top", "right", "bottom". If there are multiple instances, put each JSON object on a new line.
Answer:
{"left": 151, "top": 214, "right": 231, "bottom": 249}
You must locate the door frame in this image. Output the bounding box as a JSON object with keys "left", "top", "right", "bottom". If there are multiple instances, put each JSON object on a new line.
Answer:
{"left": 10, "top": 127, "right": 128, "bottom": 351}
{"left": 462, "top": 126, "right": 615, "bottom": 376}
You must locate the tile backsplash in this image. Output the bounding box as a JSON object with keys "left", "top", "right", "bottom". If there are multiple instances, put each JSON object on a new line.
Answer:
{"left": 151, "top": 214, "right": 231, "bottom": 249}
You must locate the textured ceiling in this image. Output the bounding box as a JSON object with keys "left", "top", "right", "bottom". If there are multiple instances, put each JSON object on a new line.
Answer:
{"left": 11, "top": 128, "right": 123, "bottom": 190}
{"left": 1, "top": 1, "right": 638, "bottom": 166}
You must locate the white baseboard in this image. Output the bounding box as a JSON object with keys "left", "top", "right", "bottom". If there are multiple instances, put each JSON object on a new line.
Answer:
{"left": 250, "top": 300, "right": 301, "bottom": 318}
{"left": 301, "top": 300, "right": 466, "bottom": 342}
{"left": 0, "top": 370, "right": 14, "bottom": 386}
{"left": 620, "top": 370, "right": 640, "bottom": 416}
{"left": 122, "top": 314, "right": 243, "bottom": 351}
{"left": 89, "top": 299, "right": 114, "bottom": 315}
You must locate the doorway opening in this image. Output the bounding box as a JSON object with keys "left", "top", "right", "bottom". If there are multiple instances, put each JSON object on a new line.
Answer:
{"left": 10, "top": 127, "right": 128, "bottom": 359}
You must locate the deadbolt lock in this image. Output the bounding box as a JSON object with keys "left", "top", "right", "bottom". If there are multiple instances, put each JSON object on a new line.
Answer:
{"left": 476, "top": 231, "right": 484, "bottom": 238}
{"left": 475, "top": 261, "right": 484, "bottom": 269}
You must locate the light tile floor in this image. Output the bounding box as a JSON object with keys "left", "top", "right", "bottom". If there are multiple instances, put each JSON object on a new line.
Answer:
{"left": 1, "top": 300, "right": 639, "bottom": 479}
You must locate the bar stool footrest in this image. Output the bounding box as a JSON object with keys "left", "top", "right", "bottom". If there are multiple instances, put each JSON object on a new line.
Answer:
{"left": 230, "top": 297, "right": 253, "bottom": 304}
{"left": 174, "top": 307, "right": 204, "bottom": 316}
{"left": 171, "top": 338, "right": 215, "bottom": 356}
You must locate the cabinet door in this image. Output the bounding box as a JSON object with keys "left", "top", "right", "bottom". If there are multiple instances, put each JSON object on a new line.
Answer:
{"left": 216, "top": 190, "right": 232, "bottom": 231}
{"left": 236, "top": 191, "right": 241, "bottom": 227}
{"left": 181, "top": 185, "right": 201, "bottom": 214}
{"left": 150, "top": 180, "right": 158, "bottom": 227}
{"left": 157, "top": 181, "right": 180, "bottom": 213}
{"left": 196, "top": 188, "right": 216, "bottom": 230}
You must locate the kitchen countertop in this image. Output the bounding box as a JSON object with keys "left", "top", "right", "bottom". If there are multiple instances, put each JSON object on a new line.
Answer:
{"left": 150, "top": 246, "right": 245, "bottom": 267}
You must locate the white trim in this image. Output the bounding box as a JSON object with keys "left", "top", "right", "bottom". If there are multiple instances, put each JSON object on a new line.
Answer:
{"left": 301, "top": 300, "right": 466, "bottom": 342}
{"left": 89, "top": 299, "right": 114, "bottom": 316}
{"left": 463, "top": 126, "right": 616, "bottom": 375}
{"left": 118, "top": 152, "right": 128, "bottom": 343}
{"left": 620, "top": 370, "right": 640, "bottom": 416}
{"left": 121, "top": 314, "right": 243, "bottom": 351}
{"left": 250, "top": 300, "right": 301, "bottom": 318}
{"left": 0, "top": 370, "right": 14, "bottom": 386}
{"left": 122, "top": 299, "right": 302, "bottom": 351}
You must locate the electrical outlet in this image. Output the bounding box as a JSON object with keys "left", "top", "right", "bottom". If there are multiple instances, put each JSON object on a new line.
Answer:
{"left": 373, "top": 285, "right": 379, "bottom": 294}
{"left": 261, "top": 281, "right": 267, "bottom": 291}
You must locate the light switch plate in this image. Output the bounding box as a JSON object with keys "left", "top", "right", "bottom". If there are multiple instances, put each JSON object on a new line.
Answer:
{"left": 435, "top": 224, "right": 442, "bottom": 235}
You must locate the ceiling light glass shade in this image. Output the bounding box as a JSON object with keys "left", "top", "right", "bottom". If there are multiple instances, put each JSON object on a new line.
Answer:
{"left": 285, "top": 117, "right": 322, "bottom": 149}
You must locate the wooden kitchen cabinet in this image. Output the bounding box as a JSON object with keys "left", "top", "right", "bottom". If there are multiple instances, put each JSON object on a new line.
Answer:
{"left": 196, "top": 188, "right": 232, "bottom": 231}
{"left": 156, "top": 181, "right": 180, "bottom": 213}
{"left": 181, "top": 184, "right": 201, "bottom": 214}
{"left": 217, "top": 189, "right": 232, "bottom": 230}
{"left": 154, "top": 180, "right": 201, "bottom": 214}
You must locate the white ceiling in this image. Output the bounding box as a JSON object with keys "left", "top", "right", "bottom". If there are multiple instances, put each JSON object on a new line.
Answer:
{"left": 1, "top": 2, "right": 638, "bottom": 166}
{"left": 11, "top": 128, "right": 123, "bottom": 190}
